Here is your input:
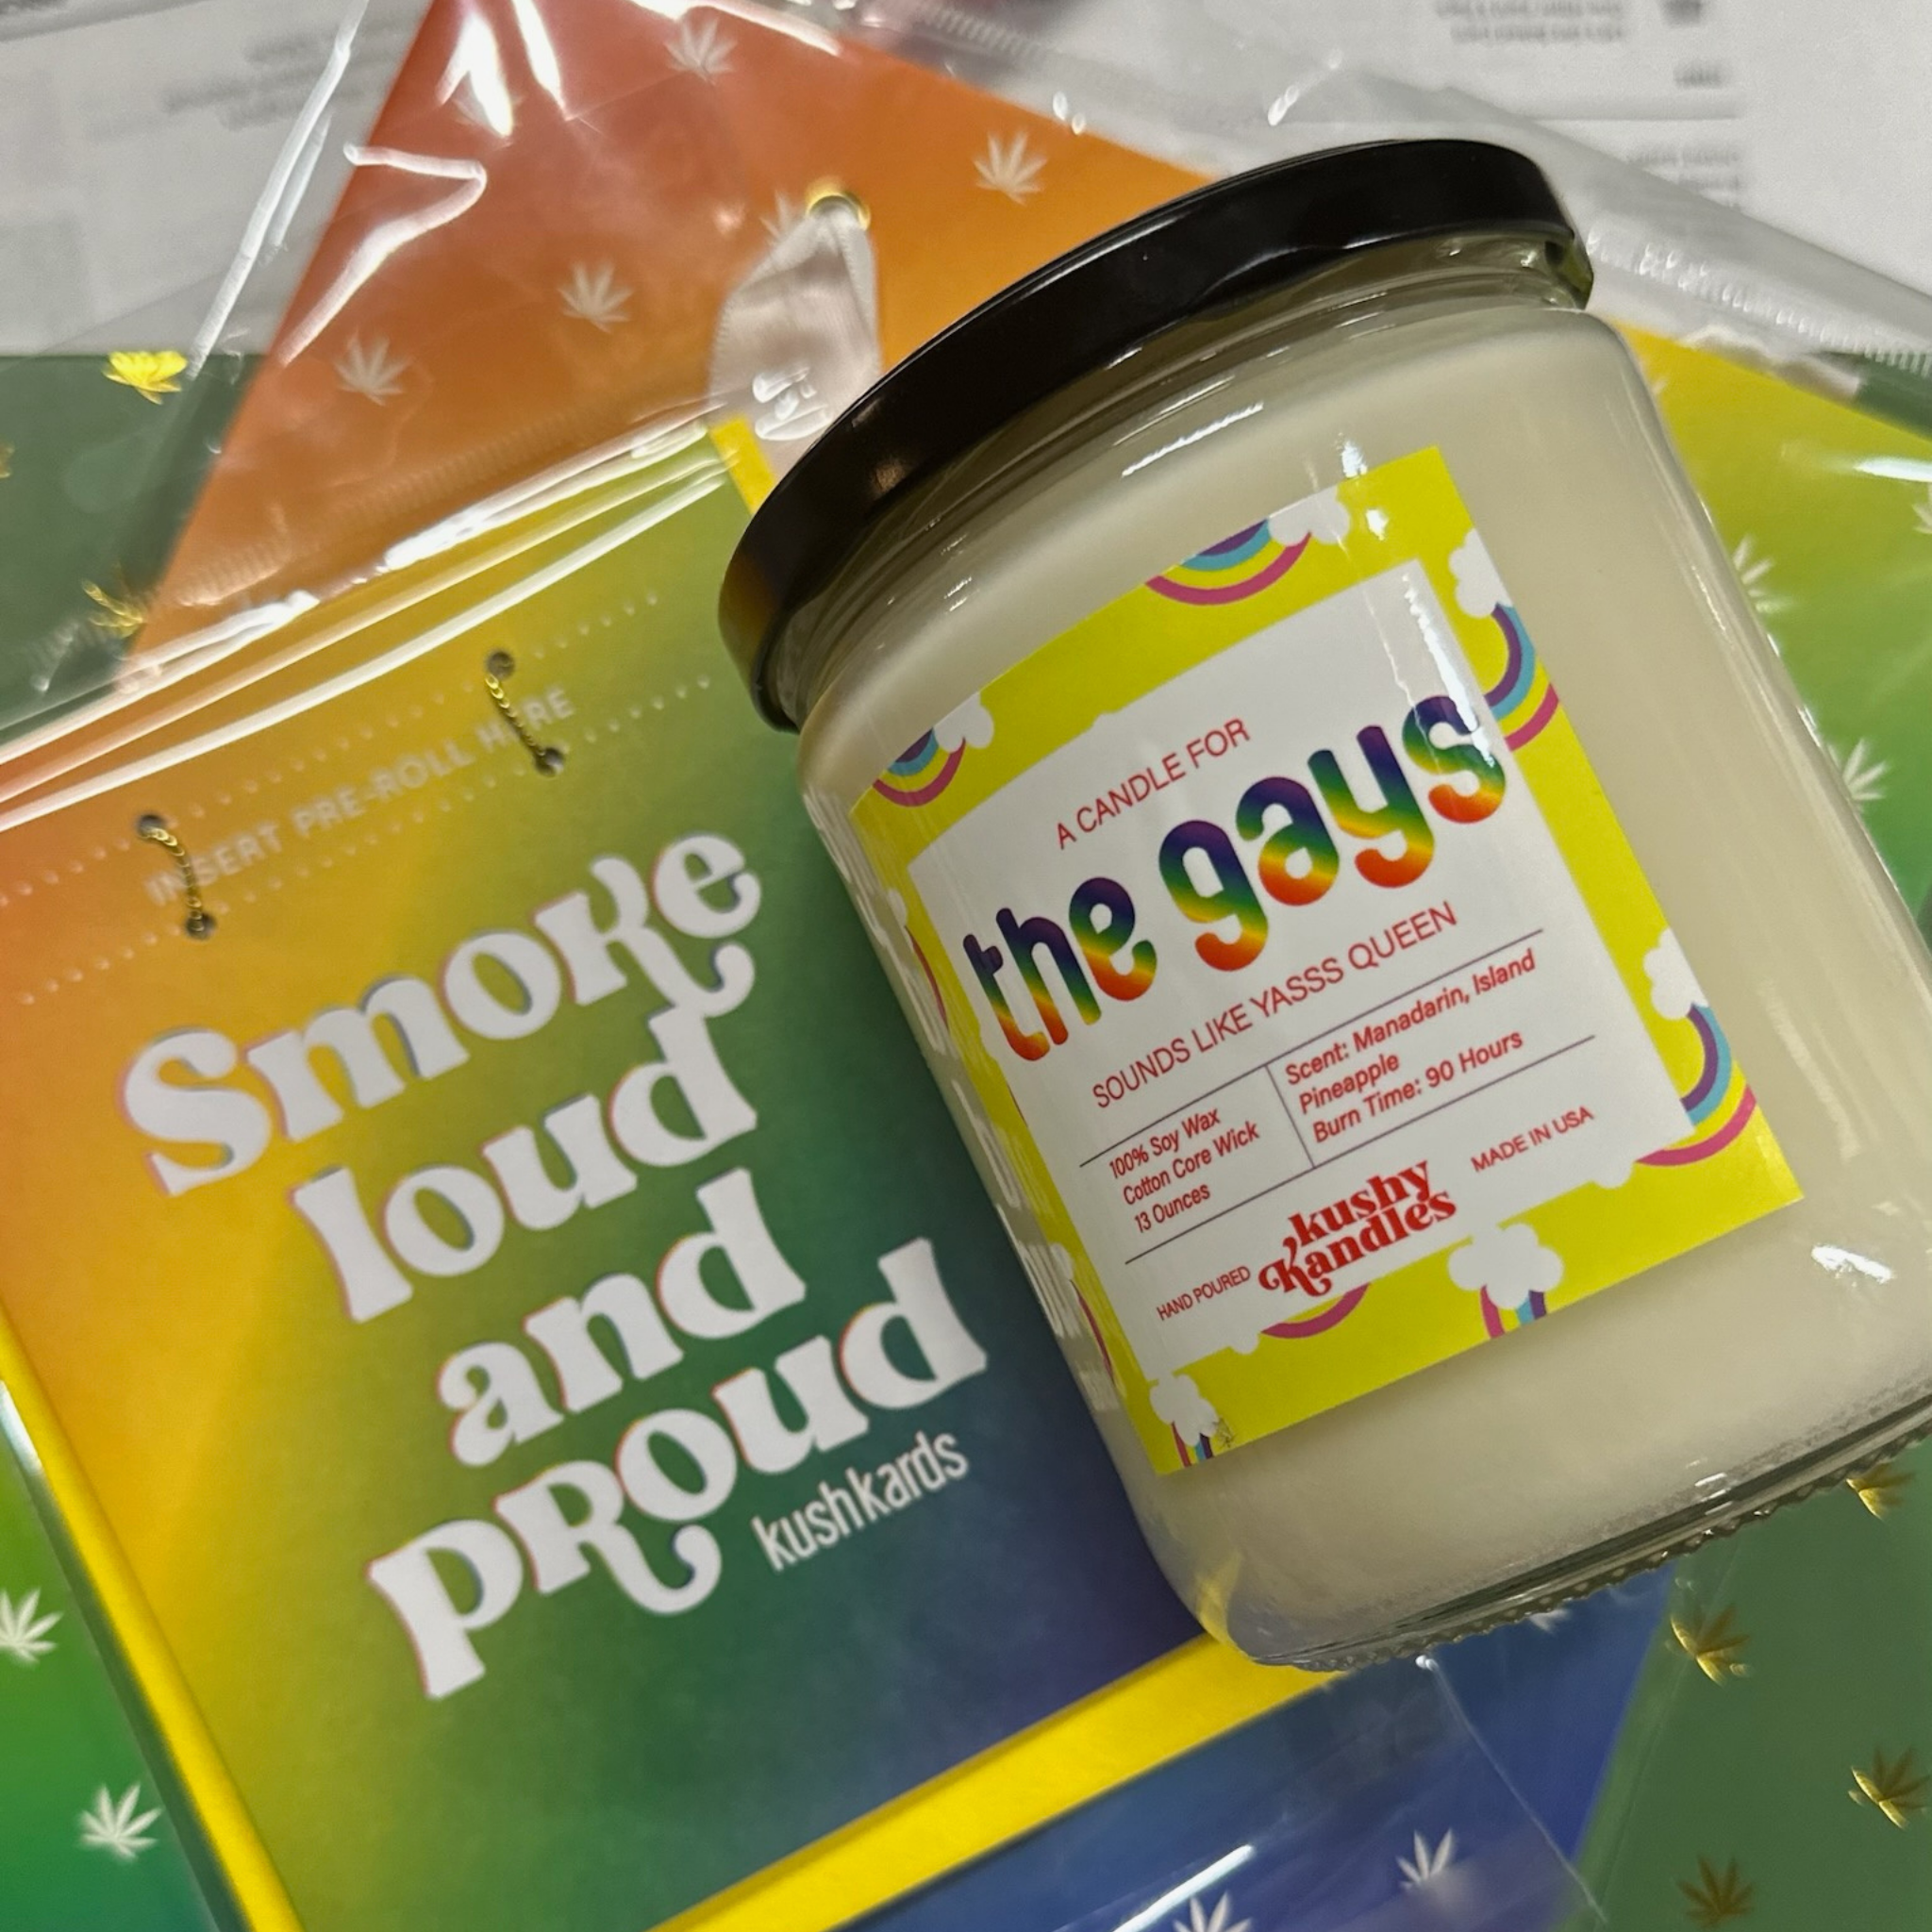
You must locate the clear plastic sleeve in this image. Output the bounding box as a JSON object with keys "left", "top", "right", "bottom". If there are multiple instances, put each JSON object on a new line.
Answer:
{"left": 4, "top": 6, "right": 1930, "bottom": 1932}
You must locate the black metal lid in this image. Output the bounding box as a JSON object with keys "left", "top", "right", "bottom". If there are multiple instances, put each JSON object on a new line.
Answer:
{"left": 721, "top": 140, "right": 1586, "bottom": 727}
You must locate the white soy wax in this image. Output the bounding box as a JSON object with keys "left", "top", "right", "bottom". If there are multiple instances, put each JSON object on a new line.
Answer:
{"left": 723, "top": 146, "right": 1932, "bottom": 1663}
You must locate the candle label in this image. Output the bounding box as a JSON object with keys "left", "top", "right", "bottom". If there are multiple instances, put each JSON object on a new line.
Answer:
{"left": 843, "top": 447, "right": 1801, "bottom": 1474}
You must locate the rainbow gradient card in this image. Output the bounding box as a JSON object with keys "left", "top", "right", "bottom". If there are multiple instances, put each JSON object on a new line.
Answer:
{"left": 0, "top": 437, "right": 1328, "bottom": 1932}
{"left": 0, "top": 1396, "right": 230, "bottom": 1932}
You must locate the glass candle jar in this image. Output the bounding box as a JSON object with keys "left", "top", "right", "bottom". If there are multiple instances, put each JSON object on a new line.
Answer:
{"left": 719, "top": 142, "right": 1932, "bottom": 1666}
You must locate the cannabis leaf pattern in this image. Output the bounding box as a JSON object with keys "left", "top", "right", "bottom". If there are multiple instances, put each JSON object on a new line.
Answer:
{"left": 1174, "top": 1891, "right": 1249, "bottom": 1932}
{"left": 104, "top": 351, "right": 186, "bottom": 404}
{"left": 1678, "top": 1856, "right": 1754, "bottom": 1925}
{"left": 1729, "top": 536, "right": 1789, "bottom": 619}
{"left": 0, "top": 1587, "right": 58, "bottom": 1664}
{"left": 1851, "top": 1747, "right": 1927, "bottom": 1827}
{"left": 334, "top": 336, "right": 408, "bottom": 404}
{"left": 559, "top": 263, "right": 632, "bottom": 330}
{"left": 1831, "top": 737, "right": 1890, "bottom": 807}
{"left": 1848, "top": 1459, "right": 1913, "bottom": 1517}
{"left": 1671, "top": 1604, "right": 1751, "bottom": 1681}
{"left": 78, "top": 1783, "right": 162, "bottom": 1861}
{"left": 974, "top": 131, "right": 1044, "bottom": 203}
{"left": 83, "top": 579, "right": 147, "bottom": 640}
{"left": 760, "top": 192, "right": 805, "bottom": 242}
{"left": 1396, "top": 1828, "right": 1457, "bottom": 1888}
{"left": 667, "top": 15, "right": 734, "bottom": 80}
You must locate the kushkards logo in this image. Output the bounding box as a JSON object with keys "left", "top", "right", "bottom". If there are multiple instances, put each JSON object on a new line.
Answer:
{"left": 1258, "top": 1162, "right": 1457, "bottom": 1297}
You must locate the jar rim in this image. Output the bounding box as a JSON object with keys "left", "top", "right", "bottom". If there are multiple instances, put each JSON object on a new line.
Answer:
{"left": 718, "top": 139, "right": 1589, "bottom": 729}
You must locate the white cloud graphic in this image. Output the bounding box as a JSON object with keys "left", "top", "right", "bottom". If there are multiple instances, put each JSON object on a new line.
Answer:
{"left": 1268, "top": 488, "right": 1351, "bottom": 548}
{"left": 1149, "top": 1372, "right": 1221, "bottom": 1441}
{"left": 1449, "top": 1223, "right": 1563, "bottom": 1312}
{"left": 1592, "top": 1105, "right": 1683, "bottom": 1191}
{"left": 1643, "top": 929, "right": 1706, "bottom": 1022}
{"left": 1590, "top": 1150, "right": 1637, "bottom": 1191}
{"left": 933, "top": 691, "right": 993, "bottom": 752}
{"left": 1449, "top": 530, "right": 1509, "bottom": 617}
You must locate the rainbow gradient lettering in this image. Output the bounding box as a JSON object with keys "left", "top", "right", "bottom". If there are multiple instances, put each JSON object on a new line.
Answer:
{"left": 957, "top": 693, "right": 1508, "bottom": 1063}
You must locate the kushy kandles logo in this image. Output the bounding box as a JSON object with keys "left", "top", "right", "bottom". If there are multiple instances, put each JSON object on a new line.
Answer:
{"left": 1258, "top": 1162, "right": 1457, "bottom": 1303}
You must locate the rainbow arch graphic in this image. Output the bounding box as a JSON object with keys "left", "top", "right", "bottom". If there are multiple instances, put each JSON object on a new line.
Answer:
{"left": 1148, "top": 523, "right": 1309, "bottom": 605}
{"left": 1477, "top": 1289, "right": 1549, "bottom": 1339}
{"left": 1641, "top": 1004, "right": 1759, "bottom": 1168}
{"left": 1482, "top": 605, "right": 1562, "bottom": 752}
{"left": 872, "top": 729, "right": 965, "bottom": 807}
{"left": 1261, "top": 1282, "right": 1371, "bottom": 1341}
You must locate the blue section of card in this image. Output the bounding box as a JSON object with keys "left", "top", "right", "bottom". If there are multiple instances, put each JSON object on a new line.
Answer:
{"left": 855, "top": 1570, "right": 1668, "bottom": 1932}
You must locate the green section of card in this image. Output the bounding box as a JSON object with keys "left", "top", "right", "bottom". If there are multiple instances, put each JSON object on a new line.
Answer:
{"left": 3, "top": 323, "right": 1930, "bottom": 1932}
{"left": 0, "top": 353, "right": 252, "bottom": 741}
{"left": 1629, "top": 333, "right": 1932, "bottom": 908}
{"left": 0, "top": 1405, "right": 231, "bottom": 1932}
{"left": 1559, "top": 336, "right": 1932, "bottom": 1928}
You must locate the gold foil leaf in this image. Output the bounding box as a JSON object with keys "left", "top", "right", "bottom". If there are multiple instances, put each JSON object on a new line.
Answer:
{"left": 1847, "top": 1461, "right": 1913, "bottom": 1517}
{"left": 105, "top": 351, "right": 186, "bottom": 403}
{"left": 1670, "top": 1604, "right": 1751, "bottom": 1682}
{"left": 1852, "top": 1747, "right": 1927, "bottom": 1827}
{"left": 1677, "top": 1857, "right": 1754, "bottom": 1926}
{"left": 83, "top": 580, "right": 147, "bottom": 640}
